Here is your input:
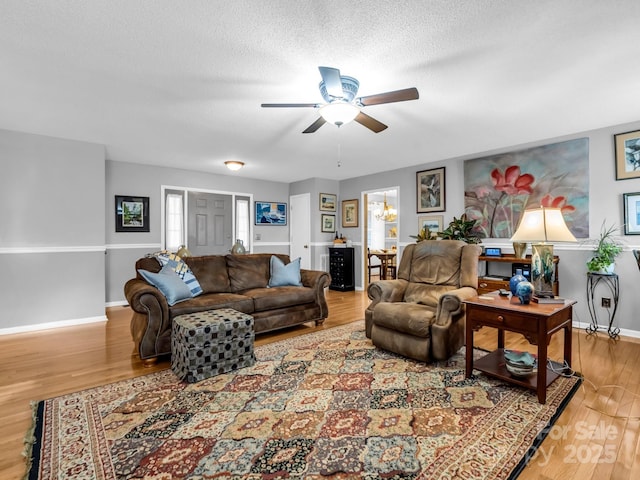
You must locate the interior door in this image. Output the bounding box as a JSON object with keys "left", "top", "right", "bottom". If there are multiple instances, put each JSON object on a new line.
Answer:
{"left": 187, "top": 192, "right": 232, "bottom": 256}
{"left": 290, "top": 193, "right": 311, "bottom": 269}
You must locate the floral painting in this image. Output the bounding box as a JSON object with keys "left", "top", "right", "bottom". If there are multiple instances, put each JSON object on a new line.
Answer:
{"left": 464, "top": 138, "right": 589, "bottom": 239}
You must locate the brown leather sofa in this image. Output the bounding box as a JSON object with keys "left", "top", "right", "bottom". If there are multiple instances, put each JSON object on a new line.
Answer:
{"left": 365, "top": 240, "right": 481, "bottom": 362}
{"left": 125, "top": 253, "right": 331, "bottom": 363}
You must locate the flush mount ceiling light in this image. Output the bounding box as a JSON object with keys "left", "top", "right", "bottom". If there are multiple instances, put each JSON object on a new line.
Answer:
{"left": 225, "top": 161, "right": 244, "bottom": 171}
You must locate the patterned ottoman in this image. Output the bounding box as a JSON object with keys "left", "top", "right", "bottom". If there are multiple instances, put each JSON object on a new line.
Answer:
{"left": 171, "top": 308, "right": 255, "bottom": 383}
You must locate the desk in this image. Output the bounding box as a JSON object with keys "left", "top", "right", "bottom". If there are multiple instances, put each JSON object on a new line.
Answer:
{"left": 368, "top": 251, "right": 397, "bottom": 279}
{"left": 464, "top": 293, "right": 575, "bottom": 404}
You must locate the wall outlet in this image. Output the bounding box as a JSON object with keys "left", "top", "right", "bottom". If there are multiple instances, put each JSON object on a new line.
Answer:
{"left": 255, "top": 233, "right": 261, "bottom": 241}
{"left": 601, "top": 297, "right": 611, "bottom": 308}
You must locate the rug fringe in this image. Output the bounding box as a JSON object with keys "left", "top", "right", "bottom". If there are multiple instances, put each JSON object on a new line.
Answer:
{"left": 21, "top": 400, "right": 39, "bottom": 480}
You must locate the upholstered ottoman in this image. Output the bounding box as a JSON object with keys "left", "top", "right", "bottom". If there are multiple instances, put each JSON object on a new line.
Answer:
{"left": 171, "top": 308, "right": 255, "bottom": 383}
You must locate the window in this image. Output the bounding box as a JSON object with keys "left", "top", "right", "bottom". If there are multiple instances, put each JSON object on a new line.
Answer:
{"left": 165, "top": 193, "right": 184, "bottom": 251}
{"left": 236, "top": 197, "right": 250, "bottom": 250}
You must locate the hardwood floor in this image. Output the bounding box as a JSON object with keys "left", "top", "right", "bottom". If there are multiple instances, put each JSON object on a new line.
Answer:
{"left": 0, "top": 290, "right": 638, "bottom": 479}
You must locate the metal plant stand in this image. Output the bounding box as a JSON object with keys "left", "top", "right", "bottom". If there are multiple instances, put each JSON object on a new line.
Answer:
{"left": 585, "top": 272, "right": 620, "bottom": 339}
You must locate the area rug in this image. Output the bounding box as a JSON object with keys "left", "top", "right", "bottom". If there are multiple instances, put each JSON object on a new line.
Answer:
{"left": 26, "top": 320, "right": 581, "bottom": 479}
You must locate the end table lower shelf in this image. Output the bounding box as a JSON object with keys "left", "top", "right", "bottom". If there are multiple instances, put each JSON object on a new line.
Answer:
{"left": 473, "top": 348, "right": 566, "bottom": 391}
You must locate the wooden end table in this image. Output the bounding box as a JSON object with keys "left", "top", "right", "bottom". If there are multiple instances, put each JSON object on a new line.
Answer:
{"left": 464, "top": 293, "right": 576, "bottom": 404}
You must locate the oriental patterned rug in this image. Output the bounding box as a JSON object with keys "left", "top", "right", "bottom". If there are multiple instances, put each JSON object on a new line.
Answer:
{"left": 25, "top": 321, "right": 581, "bottom": 479}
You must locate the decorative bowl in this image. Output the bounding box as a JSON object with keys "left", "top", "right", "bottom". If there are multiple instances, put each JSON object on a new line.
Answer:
{"left": 505, "top": 360, "right": 535, "bottom": 377}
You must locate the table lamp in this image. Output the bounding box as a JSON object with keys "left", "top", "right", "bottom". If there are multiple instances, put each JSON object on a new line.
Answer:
{"left": 510, "top": 206, "right": 576, "bottom": 297}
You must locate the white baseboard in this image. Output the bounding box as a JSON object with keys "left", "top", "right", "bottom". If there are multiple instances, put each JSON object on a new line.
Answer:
{"left": 106, "top": 300, "right": 129, "bottom": 308}
{"left": 0, "top": 315, "right": 107, "bottom": 336}
{"left": 573, "top": 320, "right": 640, "bottom": 339}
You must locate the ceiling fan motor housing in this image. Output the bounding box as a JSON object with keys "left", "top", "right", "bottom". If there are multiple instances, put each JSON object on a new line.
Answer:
{"left": 320, "top": 76, "right": 359, "bottom": 103}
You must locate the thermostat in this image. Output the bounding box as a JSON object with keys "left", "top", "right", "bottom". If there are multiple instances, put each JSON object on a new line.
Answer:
{"left": 484, "top": 247, "right": 502, "bottom": 257}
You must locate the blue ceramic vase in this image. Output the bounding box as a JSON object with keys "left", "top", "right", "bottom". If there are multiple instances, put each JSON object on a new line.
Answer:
{"left": 516, "top": 281, "right": 534, "bottom": 304}
{"left": 509, "top": 269, "right": 526, "bottom": 295}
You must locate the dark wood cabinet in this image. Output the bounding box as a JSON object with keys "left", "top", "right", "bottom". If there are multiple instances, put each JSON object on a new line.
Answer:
{"left": 329, "top": 247, "right": 355, "bottom": 291}
{"left": 478, "top": 254, "right": 560, "bottom": 296}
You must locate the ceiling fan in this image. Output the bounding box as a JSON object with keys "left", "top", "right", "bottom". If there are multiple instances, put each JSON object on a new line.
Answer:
{"left": 261, "top": 66, "right": 419, "bottom": 134}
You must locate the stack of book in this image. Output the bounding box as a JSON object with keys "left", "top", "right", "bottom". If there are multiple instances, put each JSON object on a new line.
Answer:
{"left": 531, "top": 295, "right": 565, "bottom": 304}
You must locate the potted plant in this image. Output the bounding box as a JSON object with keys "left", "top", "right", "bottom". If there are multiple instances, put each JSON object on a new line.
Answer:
{"left": 586, "top": 222, "right": 623, "bottom": 274}
{"left": 438, "top": 213, "right": 482, "bottom": 244}
{"left": 409, "top": 225, "right": 433, "bottom": 242}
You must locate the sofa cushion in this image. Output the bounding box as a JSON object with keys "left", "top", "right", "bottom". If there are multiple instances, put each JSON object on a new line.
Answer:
{"left": 138, "top": 264, "right": 192, "bottom": 306}
{"left": 269, "top": 255, "right": 302, "bottom": 287}
{"left": 155, "top": 252, "right": 203, "bottom": 297}
{"left": 185, "top": 255, "right": 230, "bottom": 294}
{"left": 243, "top": 286, "right": 316, "bottom": 312}
{"left": 372, "top": 302, "right": 435, "bottom": 338}
{"left": 168, "top": 292, "right": 255, "bottom": 317}
{"left": 227, "top": 253, "right": 289, "bottom": 292}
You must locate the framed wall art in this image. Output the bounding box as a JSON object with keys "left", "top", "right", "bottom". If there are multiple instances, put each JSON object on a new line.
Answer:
{"left": 417, "top": 214, "right": 444, "bottom": 238}
{"left": 321, "top": 214, "right": 336, "bottom": 233}
{"left": 341, "top": 199, "right": 358, "bottom": 227}
{"left": 115, "top": 195, "right": 149, "bottom": 232}
{"left": 416, "top": 167, "right": 445, "bottom": 213}
{"left": 615, "top": 129, "right": 640, "bottom": 180}
{"left": 319, "top": 193, "right": 337, "bottom": 211}
{"left": 623, "top": 192, "right": 640, "bottom": 234}
{"left": 255, "top": 201, "right": 287, "bottom": 225}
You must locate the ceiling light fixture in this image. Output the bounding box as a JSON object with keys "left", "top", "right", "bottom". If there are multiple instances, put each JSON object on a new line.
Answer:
{"left": 374, "top": 193, "right": 397, "bottom": 222}
{"left": 225, "top": 160, "right": 244, "bottom": 171}
{"left": 319, "top": 102, "right": 360, "bottom": 126}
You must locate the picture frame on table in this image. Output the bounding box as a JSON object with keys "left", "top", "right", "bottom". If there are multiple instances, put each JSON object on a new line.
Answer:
{"left": 417, "top": 214, "right": 444, "bottom": 239}
{"left": 341, "top": 199, "right": 359, "bottom": 227}
{"left": 255, "top": 201, "right": 287, "bottom": 225}
{"left": 623, "top": 192, "right": 640, "bottom": 234}
{"left": 416, "top": 167, "right": 446, "bottom": 212}
{"left": 615, "top": 130, "right": 640, "bottom": 180}
{"left": 321, "top": 214, "right": 336, "bottom": 233}
{"left": 115, "top": 195, "right": 149, "bottom": 232}
{"left": 319, "top": 193, "right": 337, "bottom": 211}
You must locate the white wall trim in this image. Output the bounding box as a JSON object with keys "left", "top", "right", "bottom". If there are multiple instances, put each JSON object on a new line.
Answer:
{"left": 0, "top": 315, "right": 107, "bottom": 336}
{"left": 573, "top": 320, "right": 640, "bottom": 339}
{"left": 106, "top": 300, "right": 129, "bottom": 308}
{"left": 254, "top": 241, "right": 291, "bottom": 246}
{"left": 0, "top": 246, "right": 106, "bottom": 254}
{"left": 106, "top": 243, "right": 162, "bottom": 250}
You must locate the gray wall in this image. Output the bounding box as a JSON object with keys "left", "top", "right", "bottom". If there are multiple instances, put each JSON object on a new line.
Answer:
{"left": 105, "top": 160, "right": 291, "bottom": 304}
{"left": 339, "top": 120, "right": 640, "bottom": 335}
{"left": 0, "top": 129, "right": 106, "bottom": 330}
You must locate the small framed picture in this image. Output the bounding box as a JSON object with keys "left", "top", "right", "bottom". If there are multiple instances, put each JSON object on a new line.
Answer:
{"left": 623, "top": 192, "right": 640, "bottom": 234}
{"left": 417, "top": 214, "right": 444, "bottom": 238}
{"left": 417, "top": 167, "right": 446, "bottom": 212}
{"left": 615, "top": 130, "right": 640, "bottom": 180}
{"left": 321, "top": 214, "right": 336, "bottom": 233}
{"left": 320, "top": 193, "right": 337, "bottom": 211}
{"left": 115, "top": 195, "right": 149, "bottom": 232}
{"left": 341, "top": 199, "right": 359, "bottom": 228}
{"left": 255, "top": 201, "right": 287, "bottom": 225}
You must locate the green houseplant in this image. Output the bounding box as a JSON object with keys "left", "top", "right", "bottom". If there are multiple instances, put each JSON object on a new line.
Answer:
{"left": 586, "top": 222, "right": 623, "bottom": 274}
{"left": 438, "top": 214, "right": 482, "bottom": 244}
{"left": 409, "top": 225, "right": 433, "bottom": 242}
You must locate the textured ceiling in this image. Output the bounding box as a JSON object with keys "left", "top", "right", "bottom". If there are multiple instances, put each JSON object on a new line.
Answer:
{"left": 2, "top": 1, "right": 640, "bottom": 183}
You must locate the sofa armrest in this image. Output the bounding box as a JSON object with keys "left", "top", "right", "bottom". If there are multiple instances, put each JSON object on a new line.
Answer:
{"left": 300, "top": 269, "right": 332, "bottom": 319}
{"left": 124, "top": 278, "right": 171, "bottom": 360}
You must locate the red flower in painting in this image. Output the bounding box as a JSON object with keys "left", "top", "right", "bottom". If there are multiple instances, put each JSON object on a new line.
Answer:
{"left": 540, "top": 194, "right": 576, "bottom": 214}
{"left": 491, "top": 166, "right": 534, "bottom": 195}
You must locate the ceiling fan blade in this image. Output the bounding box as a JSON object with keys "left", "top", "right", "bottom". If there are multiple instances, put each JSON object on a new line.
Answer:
{"left": 354, "top": 112, "right": 388, "bottom": 133}
{"left": 261, "top": 103, "right": 319, "bottom": 108}
{"left": 318, "top": 66, "right": 344, "bottom": 98}
{"left": 358, "top": 87, "right": 419, "bottom": 106}
{"left": 302, "top": 116, "right": 327, "bottom": 134}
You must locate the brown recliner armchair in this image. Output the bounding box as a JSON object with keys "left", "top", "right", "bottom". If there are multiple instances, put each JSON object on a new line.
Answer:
{"left": 365, "top": 240, "right": 481, "bottom": 362}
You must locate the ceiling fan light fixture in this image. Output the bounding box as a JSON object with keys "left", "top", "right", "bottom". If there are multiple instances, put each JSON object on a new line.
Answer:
{"left": 224, "top": 160, "right": 244, "bottom": 171}
{"left": 319, "top": 102, "right": 360, "bottom": 126}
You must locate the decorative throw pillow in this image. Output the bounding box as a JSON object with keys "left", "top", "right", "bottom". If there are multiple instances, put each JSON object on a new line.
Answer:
{"left": 155, "top": 252, "right": 203, "bottom": 297}
{"left": 268, "top": 255, "right": 302, "bottom": 287}
{"left": 138, "top": 264, "right": 192, "bottom": 306}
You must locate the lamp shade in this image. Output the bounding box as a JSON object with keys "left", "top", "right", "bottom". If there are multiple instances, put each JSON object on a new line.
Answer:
{"left": 319, "top": 102, "right": 360, "bottom": 126}
{"left": 510, "top": 207, "right": 576, "bottom": 243}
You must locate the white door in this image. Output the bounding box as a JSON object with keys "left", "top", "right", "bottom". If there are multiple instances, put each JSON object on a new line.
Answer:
{"left": 290, "top": 193, "right": 311, "bottom": 269}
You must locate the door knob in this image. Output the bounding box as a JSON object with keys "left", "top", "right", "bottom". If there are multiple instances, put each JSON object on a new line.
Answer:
{"left": 304, "top": 245, "right": 309, "bottom": 248}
